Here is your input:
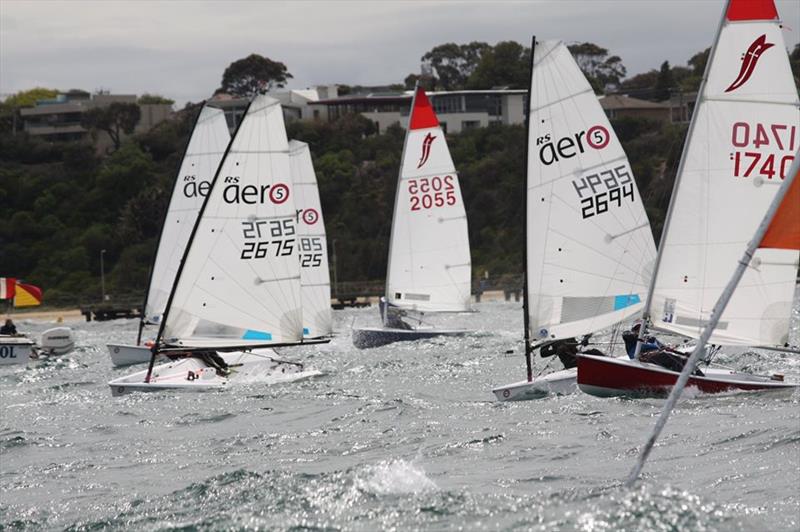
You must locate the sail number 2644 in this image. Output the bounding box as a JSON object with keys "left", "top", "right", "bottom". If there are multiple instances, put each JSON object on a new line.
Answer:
{"left": 408, "top": 175, "right": 457, "bottom": 211}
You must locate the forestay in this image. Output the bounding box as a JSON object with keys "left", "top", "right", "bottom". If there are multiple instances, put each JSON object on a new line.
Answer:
{"left": 646, "top": 1, "right": 800, "bottom": 346}
{"left": 160, "top": 95, "right": 303, "bottom": 347}
{"left": 385, "top": 87, "right": 471, "bottom": 313}
{"left": 526, "top": 40, "right": 656, "bottom": 343}
{"left": 142, "top": 105, "right": 230, "bottom": 333}
{"left": 289, "top": 140, "right": 333, "bottom": 338}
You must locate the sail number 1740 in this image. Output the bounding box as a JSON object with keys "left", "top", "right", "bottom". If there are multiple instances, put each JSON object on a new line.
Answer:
{"left": 731, "top": 122, "right": 796, "bottom": 180}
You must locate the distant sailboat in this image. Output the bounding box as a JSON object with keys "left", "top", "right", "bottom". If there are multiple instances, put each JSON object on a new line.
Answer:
{"left": 352, "top": 85, "right": 472, "bottom": 349}
{"left": 108, "top": 95, "right": 322, "bottom": 395}
{"left": 577, "top": 0, "right": 800, "bottom": 397}
{"left": 492, "top": 38, "right": 657, "bottom": 401}
{"left": 289, "top": 140, "right": 334, "bottom": 339}
{"left": 106, "top": 104, "right": 231, "bottom": 366}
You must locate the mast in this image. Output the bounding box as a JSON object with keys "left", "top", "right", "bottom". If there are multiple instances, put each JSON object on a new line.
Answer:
{"left": 135, "top": 103, "right": 207, "bottom": 345}
{"left": 383, "top": 83, "right": 420, "bottom": 324}
{"left": 522, "top": 36, "right": 536, "bottom": 382}
{"left": 633, "top": 1, "right": 730, "bottom": 358}
{"left": 144, "top": 100, "right": 252, "bottom": 383}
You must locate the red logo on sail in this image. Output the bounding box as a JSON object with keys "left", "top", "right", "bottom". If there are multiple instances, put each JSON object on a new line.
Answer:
{"left": 725, "top": 34, "right": 774, "bottom": 93}
{"left": 417, "top": 132, "right": 436, "bottom": 168}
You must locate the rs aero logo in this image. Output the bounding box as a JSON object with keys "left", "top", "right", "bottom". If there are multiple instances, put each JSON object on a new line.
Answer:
{"left": 417, "top": 132, "right": 436, "bottom": 168}
{"left": 537, "top": 125, "right": 610, "bottom": 166}
{"left": 221, "top": 176, "right": 290, "bottom": 205}
{"left": 725, "top": 34, "right": 774, "bottom": 93}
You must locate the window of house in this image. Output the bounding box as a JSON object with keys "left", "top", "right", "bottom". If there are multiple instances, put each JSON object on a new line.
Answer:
{"left": 462, "top": 120, "right": 480, "bottom": 130}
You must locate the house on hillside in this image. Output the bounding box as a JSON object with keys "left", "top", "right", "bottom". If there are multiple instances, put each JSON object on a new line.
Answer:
{"left": 19, "top": 90, "right": 173, "bottom": 150}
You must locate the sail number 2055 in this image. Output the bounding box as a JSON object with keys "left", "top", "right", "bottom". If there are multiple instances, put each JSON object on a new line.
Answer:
{"left": 572, "top": 165, "right": 634, "bottom": 219}
{"left": 240, "top": 219, "right": 295, "bottom": 259}
{"left": 408, "top": 175, "right": 457, "bottom": 211}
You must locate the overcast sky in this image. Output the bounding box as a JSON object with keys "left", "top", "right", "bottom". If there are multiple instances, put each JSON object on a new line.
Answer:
{"left": 2, "top": 0, "right": 798, "bottom": 105}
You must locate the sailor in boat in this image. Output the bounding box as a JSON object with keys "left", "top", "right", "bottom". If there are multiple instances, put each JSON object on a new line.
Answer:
{"left": 623, "top": 322, "right": 704, "bottom": 376}
{"left": 0, "top": 319, "right": 18, "bottom": 335}
{"left": 539, "top": 335, "right": 603, "bottom": 370}
{"left": 622, "top": 321, "right": 664, "bottom": 359}
{"left": 378, "top": 297, "right": 414, "bottom": 331}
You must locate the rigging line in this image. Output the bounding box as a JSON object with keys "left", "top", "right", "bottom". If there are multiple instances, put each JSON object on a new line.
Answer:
{"left": 604, "top": 222, "right": 652, "bottom": 242}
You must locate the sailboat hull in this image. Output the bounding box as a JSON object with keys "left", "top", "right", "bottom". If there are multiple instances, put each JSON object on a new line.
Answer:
{"left": 0, "top": 336, "right": 34, "bottom": 365}
{"left": 352, "top": 326, "right": 468, "bottom": 349}
{"left": 107, "top": 350, "right": 322, "bottom": 396}
{"left": 492, "top": 368, "right": 578, "bottom": 401}
{"left": 577, "top": 353, "right": 798, "bottom": 397}
{"left": 107, "top": 343, "right": 152, "bottom": 367}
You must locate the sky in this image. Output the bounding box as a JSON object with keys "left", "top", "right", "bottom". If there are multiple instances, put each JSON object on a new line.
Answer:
{"left": 1, "top": 0, "right": 799, "bottom": 106}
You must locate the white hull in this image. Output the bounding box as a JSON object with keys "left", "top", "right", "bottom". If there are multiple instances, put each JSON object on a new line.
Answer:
{"left": 107, "top": 343, "right": 152, "bottom": 367}
{"left": 108, "top": 350, "right": 321, "bottom": 396}
{"left": 492, "top": 368, "right": 578, "bottom": 401}
{"left": 0, "top": 336, "right": 34, "bottom": 366}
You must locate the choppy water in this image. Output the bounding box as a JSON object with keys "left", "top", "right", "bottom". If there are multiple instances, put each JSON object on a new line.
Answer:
{"left": 2, "top": 301, "right": 799, "bottom": 531}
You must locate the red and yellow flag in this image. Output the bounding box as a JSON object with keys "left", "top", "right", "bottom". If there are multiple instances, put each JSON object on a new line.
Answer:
{"left": 14, "top": 282, "right": 43, "bottom": 307}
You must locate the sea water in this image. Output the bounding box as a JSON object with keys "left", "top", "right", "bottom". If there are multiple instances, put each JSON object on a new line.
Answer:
{"left": 1, "top": 301, "right": 798, "bottom": 531}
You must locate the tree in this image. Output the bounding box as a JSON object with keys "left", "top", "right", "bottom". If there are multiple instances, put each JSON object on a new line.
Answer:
{"left": 81, "top": 102, "right": 141, "bottom": 151}
{"left": 568, "top": 42, "right": 626, "bottom": 93}
{"left": 790, "top": 43, "right": 800, "bottom": 89}
{"left": 2, "top": 87, "right": 59, "bottom": 108}
{"left": 466, "top": 41, "right": 531, "bottom": 89}
{"left": 421, "top": 41, "right": 490, "bottom": 90}
{"left": 138, "top": 94, "right": 175, "bottom": 105}
{"left": 218, "top": 54, "right": 293, "bottom": 97}
{"left": 403, "top": 73, "right": 436, "bottom": 91}
{"left": 653, "top": 61, "right": 675, "bottom": 101}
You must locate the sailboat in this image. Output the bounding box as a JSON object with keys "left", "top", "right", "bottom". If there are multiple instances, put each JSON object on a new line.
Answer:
{"left": 106, "top": 104, "right": 231, "bottom": 366}
{"left": 289, "top": 140, "right": 334, "bottom": 339}
{"left": 577, "top": 0, "right": 800, "bottom": 397}
{"left": 352, "top": 86, "right": 472, "bottom": 349}
{"left": 492, "top": 39, "right": 657, "bottom": 401}
{"left": 108, "top": 95, "right": 322, "bottom": 395}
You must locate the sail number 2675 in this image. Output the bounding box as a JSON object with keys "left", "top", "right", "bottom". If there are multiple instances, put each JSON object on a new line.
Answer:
{"left": 240, "top": 219, "right": 295, "bottom": 259}
{"left": 408, "top": 175, "right": 457, "bottom": 211}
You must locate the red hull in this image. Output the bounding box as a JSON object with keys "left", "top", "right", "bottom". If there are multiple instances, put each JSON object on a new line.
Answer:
{"left": 576, "top": 354, "right": 796, "bottom": 397}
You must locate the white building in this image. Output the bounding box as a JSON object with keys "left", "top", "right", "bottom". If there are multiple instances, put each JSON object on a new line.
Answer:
{"left": 308, "top": 89, "right": 527, "bottom": 134}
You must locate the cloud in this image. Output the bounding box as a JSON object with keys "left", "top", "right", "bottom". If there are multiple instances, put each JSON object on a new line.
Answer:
{"left": 1, "top": 0, "right": 798, "bottom": 104}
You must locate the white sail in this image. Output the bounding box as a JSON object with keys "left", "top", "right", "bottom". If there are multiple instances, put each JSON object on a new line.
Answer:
{"left": 385, "top": 87, "right": 472, "bottom": 313}
{"left": 160, "top": 95, "right": 303, "bottom": 347}
{"left": 142, "top": 105, "right": 230, "bottom": 331}
{"left": 647, "top": 0, "right": 800, "bottom": 346}
{"left": 526, "top": 40, "right": 657, "bottom": 343}
{"left": 289, "top": 140, "right": 333, "bottom": 338}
